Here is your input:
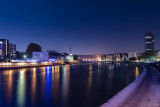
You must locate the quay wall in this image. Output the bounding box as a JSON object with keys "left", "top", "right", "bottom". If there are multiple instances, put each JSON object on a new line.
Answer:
{"left": 101, "top": 66, "right": 147, "bottom": 107}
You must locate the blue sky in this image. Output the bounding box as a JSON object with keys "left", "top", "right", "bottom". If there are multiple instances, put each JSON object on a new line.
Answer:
{"left": 0, "top": 0, "right": 160, "bottom": 54}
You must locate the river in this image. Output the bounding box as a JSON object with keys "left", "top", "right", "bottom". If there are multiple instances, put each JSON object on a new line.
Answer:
{"left": 0, "top": 62, "right": 143, "bottom": 107}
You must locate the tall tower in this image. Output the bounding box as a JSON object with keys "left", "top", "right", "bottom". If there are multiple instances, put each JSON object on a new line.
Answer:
{"left": 144, "top": 31, "right": 154, "bottom": 52}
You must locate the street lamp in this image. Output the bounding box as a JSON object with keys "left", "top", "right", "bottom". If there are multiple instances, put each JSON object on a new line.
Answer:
{"left": 23, "top": 54, "right": 27, "bottom": 59}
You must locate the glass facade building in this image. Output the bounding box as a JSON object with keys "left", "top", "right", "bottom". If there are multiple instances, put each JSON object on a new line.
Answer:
{"left": 0, "top": 39, "right": 16, "bottom": 60}
{"left": 145, "top": 31, "right": 154, "bottom": 52}
{"left": 0, "top": 39, "right": 9, "bottom": 60}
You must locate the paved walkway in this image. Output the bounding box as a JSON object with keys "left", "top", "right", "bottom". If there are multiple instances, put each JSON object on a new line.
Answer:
{"left": 101, "top": 66, "right": 160, "bottom": 107}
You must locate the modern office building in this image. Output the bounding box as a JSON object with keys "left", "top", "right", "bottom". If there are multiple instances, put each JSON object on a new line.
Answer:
{"left": 9, "top": 43, "right": 16, "bottom": 59}
{"left": 0, "top": 39, "right": 16, "bottom": 60}
{"left": 128, "top": 51, "right": 137, "bottom": 59}
{"left": 0, "top": 39, "right": 9, "bottom": 60}
{"left": 145, "top": 31, "right": 154, "bottom": 52}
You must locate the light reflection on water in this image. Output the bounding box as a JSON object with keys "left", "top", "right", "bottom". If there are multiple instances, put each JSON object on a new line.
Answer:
{"left": 31, "top": 68, "right": 36, "bottom": 105}
{"left": 0, "top": 63, "right": 142, "bottom": 107}
{"left": 17, "top": 69, "right": 26, "bottom": 107}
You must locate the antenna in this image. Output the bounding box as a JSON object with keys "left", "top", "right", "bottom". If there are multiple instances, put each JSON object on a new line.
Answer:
{"left": 70, "top": 44, "right": 72, "bottom": 54}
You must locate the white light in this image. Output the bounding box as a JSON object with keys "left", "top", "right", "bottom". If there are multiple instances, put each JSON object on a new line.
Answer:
{"left": 145, "top": 36, "right": 151, "bottom": 39}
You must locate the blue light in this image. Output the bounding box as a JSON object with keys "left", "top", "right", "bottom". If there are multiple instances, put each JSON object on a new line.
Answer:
{"left": 46, "top": 66, "right": 52, "bottom": 73}
{"left": 49, "top": 59, "right": 56, "bottom": 62}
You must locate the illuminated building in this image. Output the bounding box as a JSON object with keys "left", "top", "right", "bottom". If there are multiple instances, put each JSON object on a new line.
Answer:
{"left": 0, "top": 39, "right": 16, "bottom": 60}
{"left": 0, "top": 39, "right": 9, "bottom": 60}
{"left": 145, "top": 31, "right": 154, "bottom": 52}
{"left": 65, "top": 55, "right": 73, "bottom": 62}
{"left": 33, "top": 51, "right": 62, "bottom": 62}
{"left": 33, "top": 52, "right": 49, "bottom": 61}
{"left": 104, "top": 53, "right": 128, "bottom": 62}
{"left": 128, "top": 51, "right": 137, "bottom": 59}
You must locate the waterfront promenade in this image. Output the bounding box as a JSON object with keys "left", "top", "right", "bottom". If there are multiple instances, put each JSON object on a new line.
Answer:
{"left": 101, "top": 66, "right": 160, "bottom": 107}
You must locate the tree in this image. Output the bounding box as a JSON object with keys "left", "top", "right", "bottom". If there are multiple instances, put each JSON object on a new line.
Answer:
{"left": 129, "top": 57, "right": 136, "bottom": 61}
{"left": 16, "top": 51, "right": 20, "bottom": 59}
{"left": 26, "top": 43, "right": 42, "bottom": 58}
{"left": 138, "top": 52, "right": 156, "bottom": 61}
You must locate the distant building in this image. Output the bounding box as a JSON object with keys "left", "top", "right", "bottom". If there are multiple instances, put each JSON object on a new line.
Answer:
{"left": 104, "top": 53, "right": 127, "bottom": 62}
{"left": 33, "top": 52, "right": 49, "bottom": 61}
{"left": 65, "top": 54, "right": 74, "bottom": 62}
{"left": 128, "top": 51, "right": 137, "bottom": 59}
{"left": 145, "top": 31, "right": 154, "bottom": 52}
{"left": 154, "top": 50, "right": 160, "bottom": 61}
{"left": 122, "top": 53, "right": 128, "bottom": 61}
{"left": 106, "top": 54, "right": 114, "bottom": 61}
{"left": 33, "top": 51, "right": 63, "bottom": 62}
{"left": 47, "top": 50, "right": 61, "bottom": 59}
{"left": 9, "top": 43, "right": 16, "bottom": 59}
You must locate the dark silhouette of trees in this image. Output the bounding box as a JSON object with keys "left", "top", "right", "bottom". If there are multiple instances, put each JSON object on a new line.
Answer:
{"left": 26, "top": 43, "right": 42, "bottom": 58}
{"left": 138, "top": 52, "right": 156, "bottom": 61}
{"left": 129, "top": 57, "right": 136, "bottom": 61}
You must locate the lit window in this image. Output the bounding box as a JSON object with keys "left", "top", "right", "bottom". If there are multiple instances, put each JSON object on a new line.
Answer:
{"left": 145, "top": 42, "right": 152, "bottom": 44}
{"left": 145, "top": 36, "right": 151, "bottom": 39}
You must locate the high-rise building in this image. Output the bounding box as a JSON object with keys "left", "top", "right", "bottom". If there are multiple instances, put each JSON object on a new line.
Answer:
{"left": 145, "top": 31, "right": 154, "bottom": 52}
{"left": 0, "top": 39, "right": 16, "bottom": 60}
{"left": 0, "top": 39, "right": 9, "bottom": 60}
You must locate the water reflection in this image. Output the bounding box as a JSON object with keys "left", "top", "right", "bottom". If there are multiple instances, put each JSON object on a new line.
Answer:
{"left": 0, "top": 63, "right": 143, "bottom": 107}
{"left": 61, "top": 65, "right": 70, "bottom": 105}
{"left": 17, "top": 69, "right": 26, "bottom": 107}
{"left": 40, "top": 67, "right": 46, "bottom": 101}
{"left": 135, "top": 67, "right": 139, "bottom": 79}
{"left": 51, "top": 66, "right": 60, "bottom": 102}
{"left": 5, "top": 70, "right": 13, "bottom": 104}
{"left": 31, "top": 68, "right": 37, "bottom": 105}
{"left": 88, "top": 65, "right": 93, "bottom": 93}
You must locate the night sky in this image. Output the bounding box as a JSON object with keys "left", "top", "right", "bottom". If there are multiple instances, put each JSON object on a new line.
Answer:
{"left": 0, "top": 0, "right": 160, "bottom": 54}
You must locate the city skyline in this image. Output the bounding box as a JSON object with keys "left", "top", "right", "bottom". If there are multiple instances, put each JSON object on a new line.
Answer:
{"left": 0, "top": 0, "right": 160, "bottom": 54}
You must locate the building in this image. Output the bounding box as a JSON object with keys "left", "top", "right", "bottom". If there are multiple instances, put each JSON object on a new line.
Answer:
{"left": 154, "top": 50, "right": 160, "bottom": 61}
{"left": 106, "top": 54, "right": 115, "bottom": 61}
{"left": 0, "top": 39, "right": 16, "bottom": 60}
{"left": 0, "top": 39, "right": 9, "bottom": 60}
{"left": 104, "top": 53, "right": 128, "bottom": 62}
{"left": 65, "top": 54, "right": 74, "bottom": 62}
{"left": 33, "top": 52, "right": 49, "bottom": 61}
{"left": 9, "top": 43, "right": 16, "bottom": 59}
{"left": 145, "top": 31, "right": 154, "bottom": 52}
{"left": 128, "top": 51, "right": 137, "bottom": 59}
{"left": 33, "top": 51, "right": 64, "bottom": 62}
{"left": 122, "top": 53, "right": 128, "bottom": 61}
{"left": 47, "top": 50, "right": 61, "bottom": 59}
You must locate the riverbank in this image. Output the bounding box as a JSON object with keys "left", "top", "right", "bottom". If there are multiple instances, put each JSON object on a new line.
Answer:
{"left": 101, "top": 66, "right": 160, "bottom": 107}
{"left": 0, "top": 64, "right": 58, "bottom": 70}
{"left": 0, "top": 61, "right": 78, "bottom": 70}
